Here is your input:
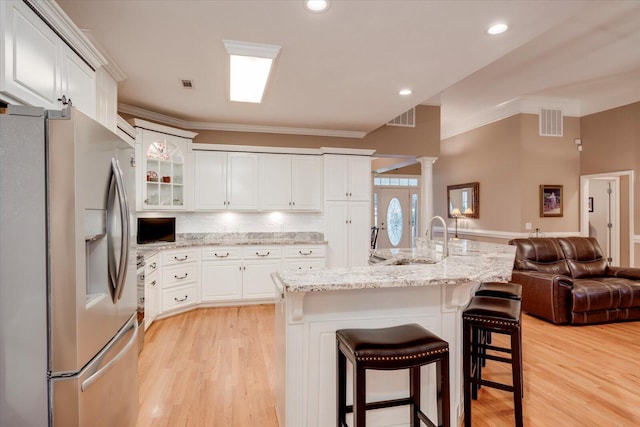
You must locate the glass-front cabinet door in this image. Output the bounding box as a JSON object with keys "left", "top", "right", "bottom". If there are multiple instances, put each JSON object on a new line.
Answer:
{"left": 144, "top": 138, "right": 184, "bottom": 208}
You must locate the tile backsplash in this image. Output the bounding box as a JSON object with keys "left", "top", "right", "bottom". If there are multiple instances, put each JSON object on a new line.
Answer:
{"left": 137, "top": 211, "right": 324, "bottom": 234}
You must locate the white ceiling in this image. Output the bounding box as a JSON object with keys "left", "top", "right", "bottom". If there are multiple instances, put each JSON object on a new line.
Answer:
{"left": 56, "top": 0, "right": 640, "bottom": 140}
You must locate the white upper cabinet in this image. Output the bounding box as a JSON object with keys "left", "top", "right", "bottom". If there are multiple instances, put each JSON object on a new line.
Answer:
{"left": 1, "top": 1, "right": 62, "bottom": 108}
{"left": 132, "top": 119, "right": 198, "bottom": 211}
{"left": 194, "top": 151, "right": 227, "bottom": 210}
{"left": 258, "top": 154, "right": 322, "bottom": 211}
{"left": 323, "top": 154, "right": 371, "bottom": 201}
{"left": 194, "top": 151, "right": 258, "bottom": 210}
{"left": 60, "top": 44, "right": 95, "bottom": 118}
{"left": 95, "top": 67, "right": 118, "bottom": 132}
{"left": 0, "top": 1, "right": 98, "bottom": 120}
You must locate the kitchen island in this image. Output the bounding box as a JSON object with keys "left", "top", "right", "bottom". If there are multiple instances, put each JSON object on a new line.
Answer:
{"left": 272, "top": 239, "right": 516, "bottom": 427}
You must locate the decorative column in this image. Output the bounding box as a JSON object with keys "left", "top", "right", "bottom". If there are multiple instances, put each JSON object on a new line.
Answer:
{"left": 417, "top": 156, "right": 438, "bottom": 236}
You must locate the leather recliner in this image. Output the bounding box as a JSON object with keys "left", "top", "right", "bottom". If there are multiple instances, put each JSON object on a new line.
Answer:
{"left": 509, "top": 237, "right": 640, "bottom": 325}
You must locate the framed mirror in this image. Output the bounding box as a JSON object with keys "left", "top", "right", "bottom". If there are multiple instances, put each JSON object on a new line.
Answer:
{"left": 447, "top": 182, "right": 479, "bottom": 218}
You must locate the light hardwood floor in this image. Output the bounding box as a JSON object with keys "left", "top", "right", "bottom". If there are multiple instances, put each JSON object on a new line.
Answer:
{"left": 136, "top": 305, "right": 640, "bottom": 427}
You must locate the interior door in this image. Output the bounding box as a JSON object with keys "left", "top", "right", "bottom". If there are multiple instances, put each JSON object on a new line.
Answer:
{"left": 377, "top": 188, "right": 411, "bottom": 249}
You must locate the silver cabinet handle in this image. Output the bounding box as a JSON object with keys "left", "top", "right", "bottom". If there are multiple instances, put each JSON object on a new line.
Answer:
{"left": 150, "top": 262, "right": 157, "bottom": 269}
{"left": 174, "top": 273, "right": 189, "bottom": 280}
{"left": 299, "top": 250, "right": 313, "bottom": 256}
{"left": 140, "top": 273, "right": 145, "bottom": 281}
{"left": 174, "top": 295, "right": 188, "bottom": 302}
{"left": 256, "top": 252, "right": 270, "bottom": 257}
{"left": 174, "top": 255, "right": 188, "bottom": 261}
{"left": 150, "top": 280, "right": 157, "bottom": 286}
{"left": 214, "top": 252, "right": 230, "bottom": 258}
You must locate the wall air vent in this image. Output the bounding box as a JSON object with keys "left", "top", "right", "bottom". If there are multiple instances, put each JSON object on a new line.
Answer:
{"left": 180, "top": 79, "right": 193, "bottom": 89}
{"left": 539, "top": 108, "right": 563, "bottom": 136}
{"left": 387, "top": 108, "right": 415, "bottom": 128}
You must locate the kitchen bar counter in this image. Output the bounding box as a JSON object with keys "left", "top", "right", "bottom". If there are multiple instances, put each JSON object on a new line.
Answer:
{"left": 272, "top": 239, "right": 516, "bottom": 427}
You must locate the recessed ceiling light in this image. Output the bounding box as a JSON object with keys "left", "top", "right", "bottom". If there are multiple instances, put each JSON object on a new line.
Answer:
{"left": 488, "top": 23, "right": 508, "bottom": 35}
{"left": 223, "top": 40, "right": 281, "bottom": 103}
{"left": 304, "top": 0, "right": 330, "bottom": 13}
{"left": 399, "top": 89, "right": 412, "bottom": 96}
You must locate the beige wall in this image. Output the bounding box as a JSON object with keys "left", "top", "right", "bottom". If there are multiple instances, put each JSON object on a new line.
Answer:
{"left": 435, "top": 114, "right": 581, "bottom": 236}
{"left": 580, "top": 101, "right": 639, "bottom": 266}
{"left": 129, "top": 105, "right": 441, "bottom": 157}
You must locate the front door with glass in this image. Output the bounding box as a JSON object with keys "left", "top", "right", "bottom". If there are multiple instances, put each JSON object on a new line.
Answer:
{"left": 376, "top": 188, "right": 413, "bottom": 249}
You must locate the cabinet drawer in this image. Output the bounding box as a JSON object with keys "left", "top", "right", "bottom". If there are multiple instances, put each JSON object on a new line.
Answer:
{"left": 201, "top": 246, "right": 242, "bottom": 261}
{"left": 243, "top": 246, "right": 282, "bottom": 260}
{"left": 162, "top": 264, "right": 198, "bottom": 288}
{"left": 162, "top": 283, "right": 198, "bottom": 312}
{"left": 145, "top": 254, "right": 160, "bottom": 275}
{"left": 162, "top": 248, "right": 200, "bottom": 266}
{"left": 284, "top": 245, "right": 326, "bottom": 258}
{"left": 145, "top": 269, "right": 160, "bottom": 288}
{"left": 283, "top": 259, "right": 325, "bottom": 271}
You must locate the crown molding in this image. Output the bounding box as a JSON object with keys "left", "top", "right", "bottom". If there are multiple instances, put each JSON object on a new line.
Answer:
{"left": 117, "top": 103, "right": 367, "bottom": 139}
{"left": 81, "top": 30, "right": 127, "bottom": 81}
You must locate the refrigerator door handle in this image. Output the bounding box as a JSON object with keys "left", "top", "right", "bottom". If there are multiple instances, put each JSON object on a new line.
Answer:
{"left": 81, "top": 315, "right": 137, "bottom": 392}
{"left": 108, "top": 158, "right": 131, "bottom": 302}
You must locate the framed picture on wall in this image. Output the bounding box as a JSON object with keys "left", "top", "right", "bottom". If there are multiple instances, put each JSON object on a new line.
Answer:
{"left": 540, "top": 185, "right": 563, "bottom": 217}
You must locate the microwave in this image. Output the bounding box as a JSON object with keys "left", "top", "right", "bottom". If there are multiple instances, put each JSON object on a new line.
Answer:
{"left": 137, "top": 217, "right": 176, "bottom": 244}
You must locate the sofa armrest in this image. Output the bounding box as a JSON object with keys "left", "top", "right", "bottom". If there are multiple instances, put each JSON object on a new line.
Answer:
{"left": 607, "top": 266, "right": 640, "bottom": 280}
{"left": 510, "top": 270, "right": 573, "bottom": 324}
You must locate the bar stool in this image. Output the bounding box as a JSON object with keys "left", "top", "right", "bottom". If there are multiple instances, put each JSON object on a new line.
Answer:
{"left": 473, "top": 282, "right": 523, "bottom": 377}
{"left": 462, "top": 296, "right": 523, "bottom": 427}
{"left": 336, "top": 323, "right": 450, "bottom": 427}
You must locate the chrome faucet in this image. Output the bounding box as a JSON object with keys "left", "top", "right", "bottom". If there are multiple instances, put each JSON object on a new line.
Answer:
{"left": 426, "top": 215, "right": 449, "bottom": 259}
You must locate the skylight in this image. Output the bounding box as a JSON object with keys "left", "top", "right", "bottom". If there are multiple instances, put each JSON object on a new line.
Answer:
{"left": 223, "top": 40, "right": 281, "bottom": 103}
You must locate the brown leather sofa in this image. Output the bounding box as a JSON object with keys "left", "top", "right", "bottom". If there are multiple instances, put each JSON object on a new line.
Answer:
{"left": 509, "top": 237, "right": 640, "bottom": 325}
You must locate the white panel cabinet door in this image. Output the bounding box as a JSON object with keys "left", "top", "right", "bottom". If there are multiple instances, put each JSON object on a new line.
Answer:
{"left": 95, "top": 67, "right": 118, "bottom": 131}
{"left": 347, "top": 156, "right": 372, "bottom": 202}
{"left": 194, "top": 151, "right": 228, "bottom": 210}
{"left": 324, "top": 201, "right": 349, "bottom": 268}
{"left": 258, "top": 153, "right": 292, "bottom": 210}
{"left": 325, "top": 201, "right": 370, "bottom": 268}
{"left": 227, "top": 152, "right": 258, "bottom": 210}
{"left": 201, "top": 261, "right": 243, "bottom": 301}
{"left": 0, "top": 1, "right": 61, "bottom": 108}
{"left": 243, "top": 259, "right": 281, "bottom": 299}
{"left": 323, "top": 155, "right": 350, "bottom": 201}
{"left": 60, "top": 44, "right": 95, "bottom": 119}
{"left": 291, "top": 155, "right": 322, "bottom": 210}
{"left": 347, "top": 201, "right": 371, "bottom": 267}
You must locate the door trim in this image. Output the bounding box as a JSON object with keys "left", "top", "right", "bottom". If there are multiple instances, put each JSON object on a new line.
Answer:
{"left": 580, "top": 170, "right": 634, "bottom": 267}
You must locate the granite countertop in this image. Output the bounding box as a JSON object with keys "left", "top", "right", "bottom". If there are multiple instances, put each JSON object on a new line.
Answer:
{"left": 137, "top": 232, "right": 326, "bottom": 259}
{"left": 274, "top": 239, "right": 516, "bottom": 293}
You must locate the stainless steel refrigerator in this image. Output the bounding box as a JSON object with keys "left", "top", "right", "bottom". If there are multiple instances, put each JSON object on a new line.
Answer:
{"left": 0, "top": 105, "right": 138, "bottom": 427}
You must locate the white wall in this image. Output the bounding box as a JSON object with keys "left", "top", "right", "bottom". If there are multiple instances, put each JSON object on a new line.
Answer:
{"left": 138, "top": 211, "right": 324, "bottom": 234}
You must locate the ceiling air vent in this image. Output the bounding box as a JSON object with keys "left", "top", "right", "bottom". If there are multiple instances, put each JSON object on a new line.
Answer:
{"left": 539, "top": 108, "right": 563, "bottom": 137}
{"left": 180, "top": 79, "right": 193, "bottom": 89}
{"left": 387, "top": 108, "right": 415, "bottom": 128}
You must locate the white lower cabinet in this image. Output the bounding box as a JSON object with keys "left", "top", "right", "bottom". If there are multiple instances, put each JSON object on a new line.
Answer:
{"left": 143, "top": 254, "right": 160, "bottom": 329}
{"left": 282, "top": 245, "right": 327, "bottom": 271}
{"left": 144, "top": 269, "right": 160, "bottom": 330}
{"left": 201, "top": 246, "right": 282, "bottom": 302}
{"left": 325, "top": 201, "right": 371, "bottom": 268}
{"left": 142, "top": 244, "right": 326, "bottom": 323}
{"left": 159, "top": 248, "right": 200, "bottom": 314}
{"left": 243, "top": 247, "right": 282, "bottom": 299}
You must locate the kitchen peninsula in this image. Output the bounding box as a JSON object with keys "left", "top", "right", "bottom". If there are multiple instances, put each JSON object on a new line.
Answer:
{"left": 272, "top": 239, "right": 516, "bottom": 427}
